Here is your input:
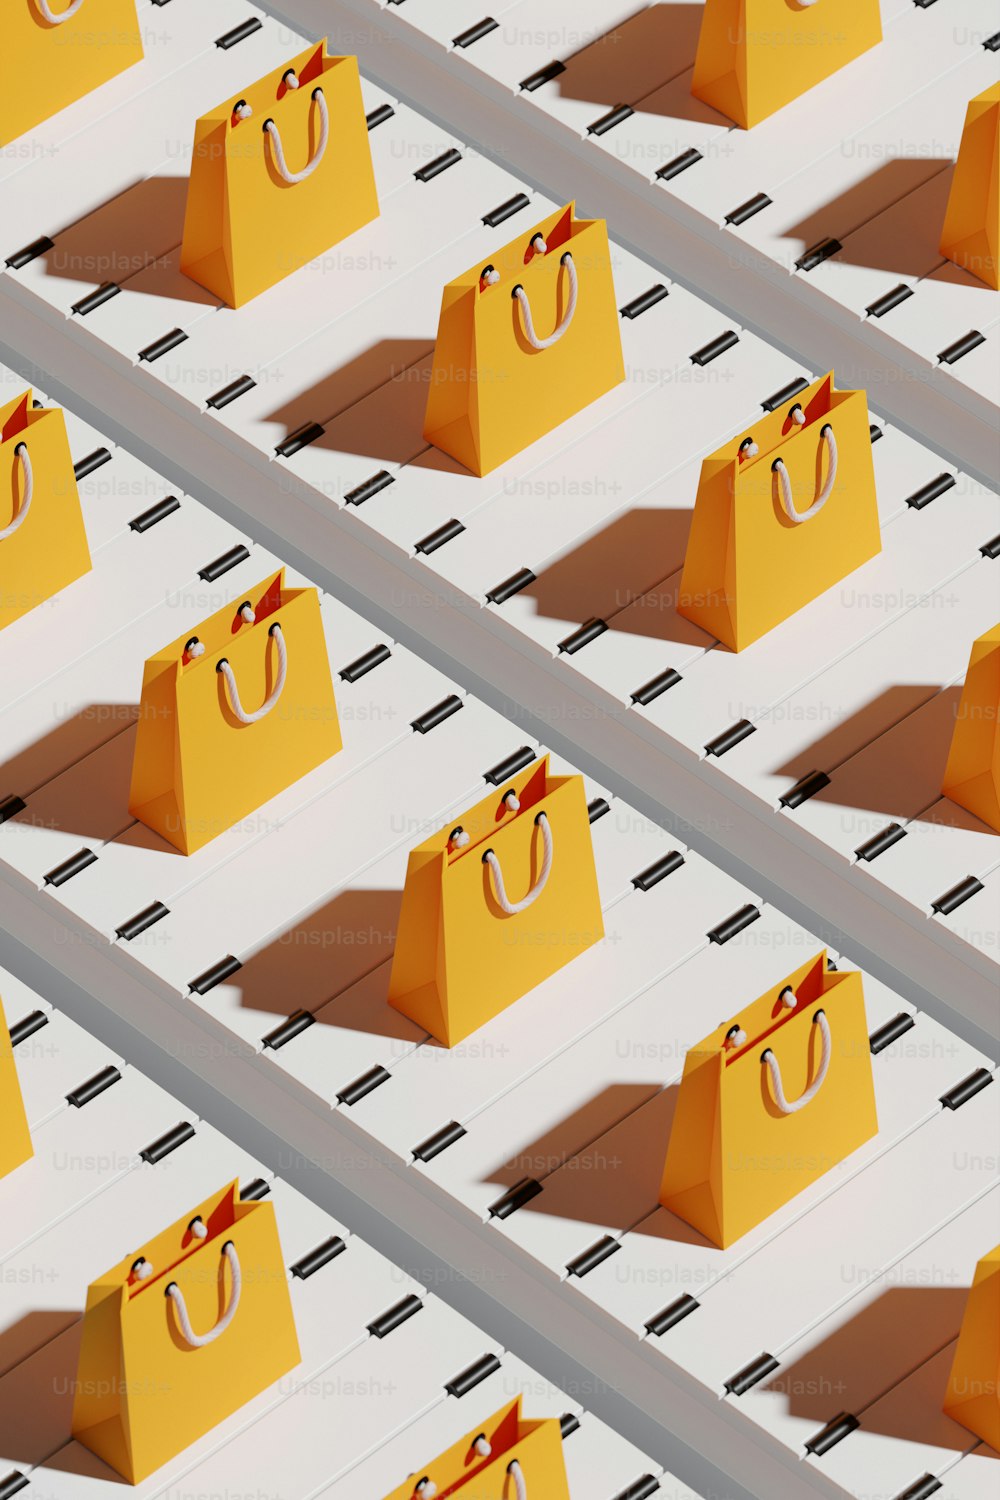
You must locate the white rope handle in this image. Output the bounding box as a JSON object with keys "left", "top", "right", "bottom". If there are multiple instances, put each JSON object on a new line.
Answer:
{"left": 217, "top": 622, "right": 287, "bottom": 725}
{"left": 773, "top": 423, "right": 837, "bottom": 523}
{"left": 1, "top": 444, "right": 32, "bottom": 542}
{"left": 507, "top": 1461, "right": 527, "bottom": 1500}
{"left": 514, "top": 253, "right": 578, "bottom": 350}
{"left": 33, "top": 0, "right": 85, "bottom": 21}
{"left": 762, "top": 1009, "right": 832, "bottom": 1114}
{"left": 264, "top": 87, "right": 328, "bottom": 184}
{"left": 165, "top": 1240, "right": 241, "bottom": 1348}
{"left": 483, "top": 812, "right": 553, "bottom": 915}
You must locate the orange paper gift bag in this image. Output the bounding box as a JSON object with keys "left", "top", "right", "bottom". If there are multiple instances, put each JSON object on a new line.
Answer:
{"left": 181, "top": 41, "right": 379, "bottom": 307}
{"left": 660, "top": 952, "right": 877, "bottom": 1247}
{"left": 389, "top": 756, "right": 604, "bottom": 1046}
{"left": 678, "top": 372, "right": 881, "bottom": 651}
{"left": 128, "top": 571, "right": 341, "bottom": 854}
{"left": 423, "top": 203, "right": 624, "bottom": 476}
{"left": 72, "top": 1181, "right": 300, "bottom": 1482}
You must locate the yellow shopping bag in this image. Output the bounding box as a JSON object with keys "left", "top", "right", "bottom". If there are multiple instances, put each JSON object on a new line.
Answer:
{"left": 72, "top": 1179, "right": 300, "bottom": 1483}
{"left": 383, "top": 1397, "right": 570, "bottom": 1499}
{"left": 1, "top": 993, "right": 33, "bottom": 1180}
{"left": 423, "top": 203, "right": 625, "bottom": 476}
{"left": 691, "top": 0, "right": 882, "bottom": 129}
{"left": 944, "top": 1243, "right": 1000, "bottom": 1448}
{"left": 940, "top": 84, "right": 1000, "bottom": 291}
{"left": 180, "top": 41, "right": 379, "bottom": 307}
{"left": 128, "top": 570, "right": 341, "bottom": 855}
{"left": 389, "top": 756, "right": 604, "bottom": 1047}
{"left": 1, "top": 0, "right": 143, "bottom": 146}
{"left": 660, "top": 951, "right": 877, "bottom": 1248}
{"left": 677, "top": 371, "right": 881, "bottom": 651}
{"left": 942, "top": 624, "right": 1000, "bottom": 833}
{"left": 1, "top": 389, "right": 92, "bottom": 632}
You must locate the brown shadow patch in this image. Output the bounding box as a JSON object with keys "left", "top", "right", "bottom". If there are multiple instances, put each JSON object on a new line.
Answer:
{"left": 0, "top": 1316, "right": 83, "bottom": 1469}
{"left": 760, "top": 1286, "right": 971, "bottom": 1436}
{"left": 775, "top": 685, "right": 962, "bottom": 818}
{"left": 0, "top": 705, "right": 137, "bottom": 806}
{"left": 263, "top": 338, "right": 433, "bottom": 446}
{"left": 781, "top": 160, "right": 953, "bottom": 276}
{"left": 521, "top": 509, "right": 692, "bottom": 631}
{"left": 230, "top": 888, "right": 404, "bottom": 1031}
{"left": 0, "top": 1309, "right": 78, "bottom": 1385}
{"left": 37, "top": 176, "right": 189, "bottom": 296}
{"left": 482, "top": 1083, "right": 665, "bottom": 1198}
{"left": 773, "top": 684, "right": 959, "bottom": 798}
{"left": 555, "top": 5, "right": 704, "bottom": 114}
{"left": 486, "top": 1087, "right": 679, "bottom": 1243}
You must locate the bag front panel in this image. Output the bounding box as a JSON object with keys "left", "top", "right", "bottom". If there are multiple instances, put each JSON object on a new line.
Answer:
{"left": 2, "top": 0, "right": 143, "bottom": 144}
{"left": 183, "top": 45, "right": 378, "bottom": 305}
{"left": 0, "top": 993, "right": 33, "bottom": 1178}
{"left": 715, "top": 960, "right": 877, "bottom": 1242}
{"left": 389, "top": 759, "right": 603, "bottom": 1044}
{"left": 177, "top": 585, "right": 340, "bottom": 852}
{"left": 424, "top": 206, "right": 624, "bottom": 475}
{"left": 731, "top": 385, "right": 881, "bottom": 630}
{"left": 1, "top": 394, "right": 92, "bottom": 630}
{"left": 686, "top": 374, "right": 881, "bottom": 649}
{"left": 437, "top": 770, "right": 603, "bottom": 1042}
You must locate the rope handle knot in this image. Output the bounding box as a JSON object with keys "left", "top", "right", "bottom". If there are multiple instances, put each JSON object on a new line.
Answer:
{"left": 217, "top": 620, "right": 287, "bottom": 725}
{"left": 772, "top": 422, "right": 837, "bottom": 523}
{"left": 264, "top": 86, "right": 328, "bottom": 184}
{"left": 483, "top": 810, "right": 553, "bottom": 914}
{"left": 1, "top": 443, "right": 32, "bottom": 542}
{"left": 165, "top": 1239, "right": 241, "bottom": 1348}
